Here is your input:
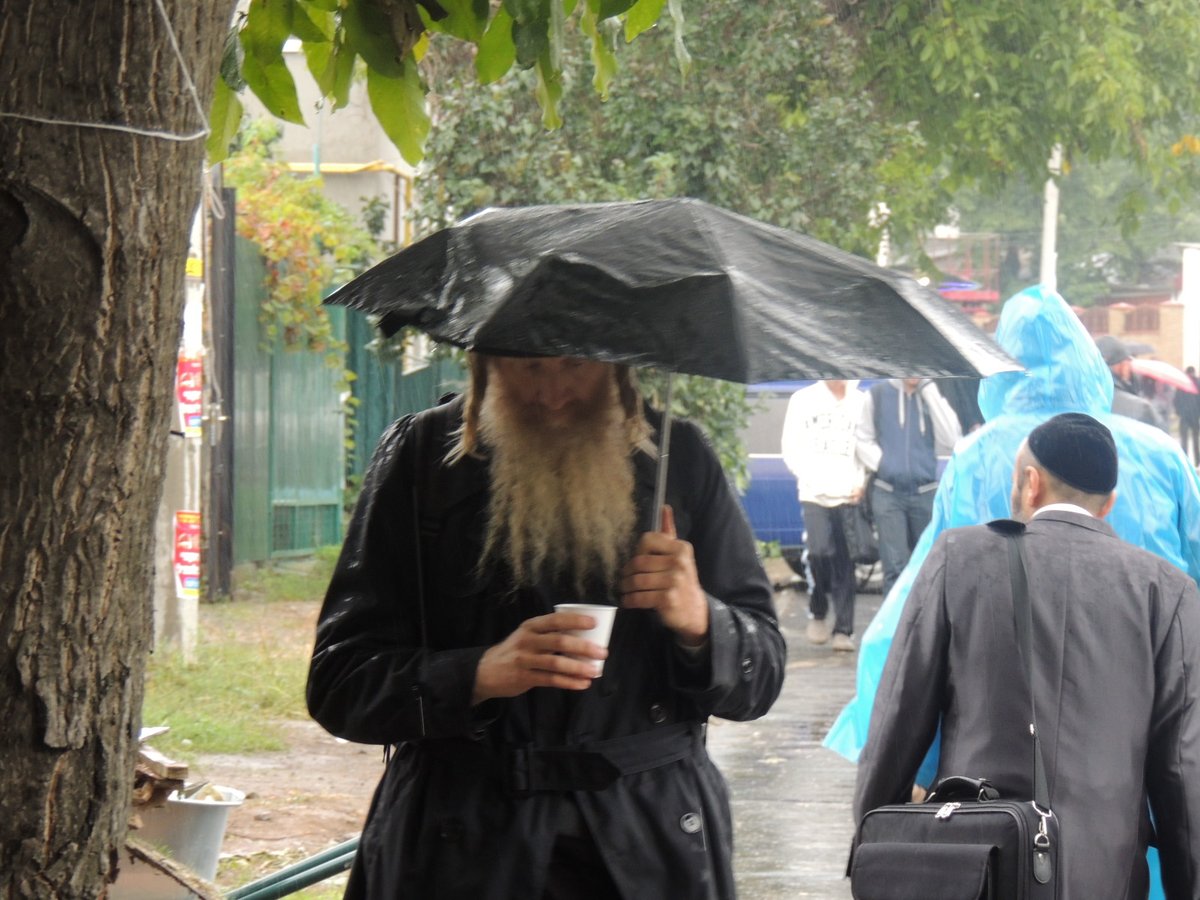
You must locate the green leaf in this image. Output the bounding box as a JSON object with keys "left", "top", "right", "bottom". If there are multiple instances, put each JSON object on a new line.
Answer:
{"left": 597, "top": 0, "right": 636, "bottom": 18}
{"left": 504, "top": 0, "right": 544, "bottom": 22}
{"left": 343, "top": 0, "right": 407, "bottom": 77}
{"left": 242, "top": 0, "right": 294, "bottom": 56}
{"left": 330, "top": 37, "right": 357, "bottom": 108}
{"left": 548, "top": 0, "right": 565, "bottom": 70}
{"left": 367, "top": 61, "right": 430, "bottom": 165}
{"left": 424, "top": 0, "right": 489, "bottom": 42}
{"left": 535, "top": 50, "right": 563, "bottom": 128}
{"left": 304, "top": 38, "right": 334, "bottom": 92}
{"left": 581, "top": 6, "right": 618, "bottom": 98}
{"left": 476, "top": 6, "right": 517, "bottom": 83}
{"left": 219, "top": 26, "right": 247, "bottom": 92}
{"left": 667, "top": 0, "right": 691, "bottom": 77}
{"left": 206, "top": 77, "right": 244, "bottom": 164}
{"left": 240, "top": 29, "right": 306, "bottom": 124}
{"left": 624, "top": 0, "right": 665, "bottom": 41}
{"left": 512, "top": 16, "right": 549, "bottom": 68}
{"left": 292, "top": 1, "right": 333, "bottom": 41}
{"left": 300, "top": 0, "right": 339, "bottom": 10}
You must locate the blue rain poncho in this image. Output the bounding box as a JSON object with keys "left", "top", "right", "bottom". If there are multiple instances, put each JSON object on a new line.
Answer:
{"left": 825, "top": 285, "right": 1200, "bottom": 897}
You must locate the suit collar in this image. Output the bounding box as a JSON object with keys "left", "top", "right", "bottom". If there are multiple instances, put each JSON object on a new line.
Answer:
{"left": 1026, "top": 508, "right": 1116, "bottom": 538}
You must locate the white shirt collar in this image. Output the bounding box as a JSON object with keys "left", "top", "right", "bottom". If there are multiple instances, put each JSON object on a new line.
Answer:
{"left": 1032, "top": 502, "right": 1095, "bottom": 519}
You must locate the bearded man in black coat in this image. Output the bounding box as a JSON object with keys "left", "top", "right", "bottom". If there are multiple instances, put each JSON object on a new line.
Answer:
{"left": 307, "top": 352, "right": 786, "bottom": 899}
{"left": 853, "top": 413, "right": 1200, "bottom": 899}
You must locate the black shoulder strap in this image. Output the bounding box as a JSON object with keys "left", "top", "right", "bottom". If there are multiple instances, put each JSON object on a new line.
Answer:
{"left": 1000, "top": 528, "right": 1051, "bottom": 812}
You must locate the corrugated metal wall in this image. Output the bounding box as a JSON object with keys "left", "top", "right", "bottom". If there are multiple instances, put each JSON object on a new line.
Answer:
{"left": 232, "top": 237, "right": 346, "bottom": 563}
{"left": 232, "top": 239, "right": 272, "bottom": 564}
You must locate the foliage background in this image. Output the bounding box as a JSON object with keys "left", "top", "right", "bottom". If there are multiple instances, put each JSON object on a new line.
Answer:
{"left": 407, "top": 0, "right": 956, "bottom": 480}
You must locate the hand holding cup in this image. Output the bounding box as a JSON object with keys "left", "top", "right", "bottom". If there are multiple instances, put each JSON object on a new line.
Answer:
{"left": 471, "top": 607, "right": 612, "bottom": 705}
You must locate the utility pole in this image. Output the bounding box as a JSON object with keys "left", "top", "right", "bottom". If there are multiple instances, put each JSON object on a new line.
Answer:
{"left": 1180, "top": 244, "right": 1200, "bottom": 373}
{"left": 1039, "top": 145, "right": 1064, "bottom": 292}
{"left": 152, "top": 207, "right": 205, "bottom": 662}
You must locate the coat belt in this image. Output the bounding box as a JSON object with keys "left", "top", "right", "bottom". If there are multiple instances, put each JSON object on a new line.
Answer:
{"left": 505, "top": 722, "right": 703, "bottom": 793}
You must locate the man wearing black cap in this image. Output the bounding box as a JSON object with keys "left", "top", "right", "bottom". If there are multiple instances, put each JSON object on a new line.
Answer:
{"left": 854, "top": 413, "right": 1200, "bottom": 899}
{"left": 1096, "top": 334, "right": 1165, "bottom": 430}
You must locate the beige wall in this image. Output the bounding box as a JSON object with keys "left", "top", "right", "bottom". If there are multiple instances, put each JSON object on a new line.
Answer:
{"left": 1103, "top": 303, "right": 1185, "bottom": 370}
{"left": 239, "top": 46, "right": 416, "bottom": 246}
{"left": 1077, "top": 302, "right": 1184, "bottom": 370}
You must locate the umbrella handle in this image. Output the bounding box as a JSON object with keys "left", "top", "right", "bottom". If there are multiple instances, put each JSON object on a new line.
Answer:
{"left": 651, "top": 372, "right": 674, "bottom": 533}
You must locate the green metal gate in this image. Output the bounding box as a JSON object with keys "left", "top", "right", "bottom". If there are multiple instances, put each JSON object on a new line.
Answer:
{"left": 232, "top": 237, "right": 345, "bottom": 563}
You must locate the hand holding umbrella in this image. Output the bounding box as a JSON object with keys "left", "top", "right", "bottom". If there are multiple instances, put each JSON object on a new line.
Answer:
{"left": 619, "top": 505, "right": 709, "bottom": 647}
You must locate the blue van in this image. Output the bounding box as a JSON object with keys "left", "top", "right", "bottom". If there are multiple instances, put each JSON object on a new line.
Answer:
{"left": 738, "top": 382, "right": 813, "bottom": 578}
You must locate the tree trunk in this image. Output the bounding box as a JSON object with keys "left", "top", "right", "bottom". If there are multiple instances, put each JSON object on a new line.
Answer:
{"left": 0, "top": 3, "right": 234, "bottom": 895}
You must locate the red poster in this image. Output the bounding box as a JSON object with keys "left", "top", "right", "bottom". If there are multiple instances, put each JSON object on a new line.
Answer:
{"left": 176, "top": 353, "right": 203, "bottom": 437}
{"left": 173, "top": 510, "right": 201, "bottom": 601}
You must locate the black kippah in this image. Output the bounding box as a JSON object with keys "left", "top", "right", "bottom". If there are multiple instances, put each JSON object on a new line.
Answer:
{"left": 1027, "top": 413, "right": 1118, "bottom": 495}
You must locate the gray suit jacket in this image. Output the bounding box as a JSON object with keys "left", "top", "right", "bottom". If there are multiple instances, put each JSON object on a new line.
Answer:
{"left": 854, "top": 512, "right": 1200, "bottom": 899}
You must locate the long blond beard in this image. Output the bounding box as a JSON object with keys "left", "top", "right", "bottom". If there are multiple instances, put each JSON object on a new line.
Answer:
{"left": 478, "top": 381, "right": 637, "bottom": 593}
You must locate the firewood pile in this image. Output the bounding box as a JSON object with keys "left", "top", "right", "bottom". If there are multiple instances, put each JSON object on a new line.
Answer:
{"left": 131, "top": 726, "right": 188, "bottom": 814}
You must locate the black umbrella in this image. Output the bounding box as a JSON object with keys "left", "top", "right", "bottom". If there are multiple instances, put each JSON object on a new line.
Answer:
{"left": 326, "top": 199, "right": 1019, "bottom": 525}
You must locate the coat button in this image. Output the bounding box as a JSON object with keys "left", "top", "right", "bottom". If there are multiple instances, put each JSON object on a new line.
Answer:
{"left": 740, "top": 657, "right": 754, "bottom": 676}
{"left": 680, "top": 813, "right": 703, "bottom": 834}
{"left": 648, "top": 703, "right": 667, "bottom": 724}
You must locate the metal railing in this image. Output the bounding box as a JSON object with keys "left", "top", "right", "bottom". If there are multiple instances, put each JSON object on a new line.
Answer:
{"left": 226, "top": 837, "right": 359, "bottom": 900}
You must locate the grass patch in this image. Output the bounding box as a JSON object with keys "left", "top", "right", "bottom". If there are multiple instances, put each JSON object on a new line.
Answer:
{"left": 142, "top": 548, "right": 339, "bottom": 759}
{"left": 232, "top": 545, "right": 341, "bottom": 604}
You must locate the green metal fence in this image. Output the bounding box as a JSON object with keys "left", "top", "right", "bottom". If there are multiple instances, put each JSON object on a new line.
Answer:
{"left": 230, "top": 240, "right": 467, "bottom": 564}
{"left": 232, "top": 238, "right": 346, "bottom": 563}
{"left": 343, "top": 312, "right": 466, "bottom": 482}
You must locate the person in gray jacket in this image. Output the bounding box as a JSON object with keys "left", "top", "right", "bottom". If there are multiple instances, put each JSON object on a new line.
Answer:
{"left": 855, "top": 378, "right": 961, "bottom": 597}
{"left": 853, "top": 413, "right": 1200, "bottom": 899}
{"left": 1096, "top": 334, "right": 1165, "bottom": 430}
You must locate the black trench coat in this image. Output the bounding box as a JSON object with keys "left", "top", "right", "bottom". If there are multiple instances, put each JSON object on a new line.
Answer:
{"left": 307, "top": 396, "right": 786, "bottom": 899}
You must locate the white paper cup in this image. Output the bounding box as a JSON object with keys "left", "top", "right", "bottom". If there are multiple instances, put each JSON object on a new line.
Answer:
{"left": 553, "top": 603, "right": 617, "bottom": 676}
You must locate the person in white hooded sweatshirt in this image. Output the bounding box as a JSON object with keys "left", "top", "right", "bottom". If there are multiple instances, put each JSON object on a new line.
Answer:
{"left": 855, "top": 378, "right": 961, "bottom": 600}
{"left": 782, "top": 380, "right": 868, "bottom": 651}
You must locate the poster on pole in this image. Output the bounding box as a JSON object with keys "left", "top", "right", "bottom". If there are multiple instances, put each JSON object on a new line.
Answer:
{"left": 176, "top": 353, "right": 203, "bottom": 438}
{"left": 174, "top": 510, "right": 201, "bottom": 601}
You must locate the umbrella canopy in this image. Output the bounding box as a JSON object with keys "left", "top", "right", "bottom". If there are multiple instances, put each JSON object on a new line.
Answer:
{"left": 1131, "top": 357, "right": 1198, "bottom": 393}
{"left": 325, "top": 199, "right": 1018, "bottom": 383}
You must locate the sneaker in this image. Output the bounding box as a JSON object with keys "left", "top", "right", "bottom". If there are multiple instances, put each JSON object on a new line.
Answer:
{"left": 805, "top": 617, "right": 832, "bottom": 645}
{"left": 831, "top": 633, "right": 856, "bottom": 652}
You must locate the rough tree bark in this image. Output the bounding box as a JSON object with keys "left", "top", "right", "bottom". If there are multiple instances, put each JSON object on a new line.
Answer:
{"left": 0, "top": 3, "right": 234, "bottom": 895}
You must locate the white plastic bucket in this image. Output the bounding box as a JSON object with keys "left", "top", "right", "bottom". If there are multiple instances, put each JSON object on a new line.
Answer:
{"left": 141, "top": 785, "right": 245, "bottom": 879}
{"left": 111, "top": 785, "right": 244, "bottom": 899}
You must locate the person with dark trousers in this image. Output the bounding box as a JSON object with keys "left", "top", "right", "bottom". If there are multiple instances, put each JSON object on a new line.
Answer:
{"left": 1174, "top": 365, "right": 1200, "bottom": 465}
{"left": 855, "top": 379, "right": 961, "bottom": 599}
{"left": 781, "top": 380, "right": 867, "bottom": 651}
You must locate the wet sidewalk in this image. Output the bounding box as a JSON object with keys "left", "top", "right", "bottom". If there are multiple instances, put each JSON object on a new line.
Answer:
{"left": 707, "top": 575, "right": 884, "bottom": 898}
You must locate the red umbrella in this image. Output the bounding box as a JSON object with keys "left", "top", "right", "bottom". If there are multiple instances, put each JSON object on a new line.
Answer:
{"left": 1130, "top": 357, "right": 1198, "bottom": 393}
